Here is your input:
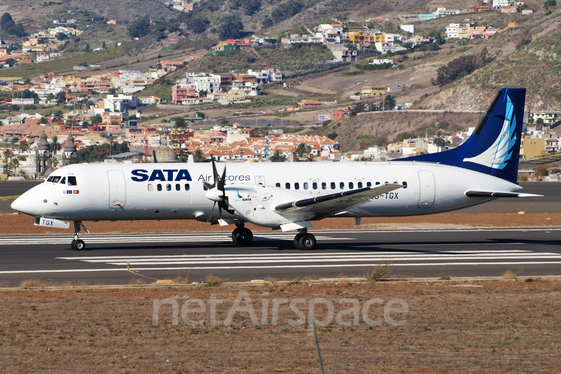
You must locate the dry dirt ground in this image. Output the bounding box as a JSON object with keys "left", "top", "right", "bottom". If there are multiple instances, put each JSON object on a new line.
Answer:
{"left": 1, "top": 280, "right": 560, "bottom": 373}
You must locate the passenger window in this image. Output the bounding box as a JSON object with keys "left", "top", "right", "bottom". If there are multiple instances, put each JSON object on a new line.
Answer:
{"left": 166, "top": 184, "right": 171, "bottom": 191}
{"left": 403, "top": 181, "right": 408, "bottom": 189}
{"left": 203, "top": 184, "right": 209, "bottom": 191}
{"left": 358, "top": 182, "right": 363, "bottom": 188}
{"left": 59, "top": 177, "right": 66, "bottom": 185}
{"left": 68, "top": 176, "right": 77, "bottom": 186}
{"left": 185, "top": 184, "right": 190, "bottom": 191}
{"left": 157, "top": 184, "right": 162, "bottom": 191}
{"left": 303, "top": 182, "right": 308, "bottom": 190}
{"left": 285, "top": 182, "right": 290, "bottom": 190}
{"left": 330, "top": 182, "right": 336, "bottom": 190}
{"left": 175, "top": 184, "right": 181, "bottom": 191}
{"left": 349, "top": 182, "right": 354, "bottom": 189}
{"left": 322, "top": 182, "right": 327, "bottom": 190}
{"left": 148, "top": 184, "right": 153, "bottom": 192}
{"left": 376, "top": 182, "right": 380, "bottom": 185}
{"left": 276, "top": 182, "right": 281, "bottom": 188}
{"left": 295, "top": 182, "right": 300, "bottom": 190}
{"left": 367, "top": 182, "right": 372, "bottom": 187}
{"left": 340, "top": 182, "right": 345, "bottom": 189}
{"left": 313, "top": 182, "right": 318, "bottom": 190}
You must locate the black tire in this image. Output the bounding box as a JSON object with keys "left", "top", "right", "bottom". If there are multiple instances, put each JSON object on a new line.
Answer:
{"left": 232, "top": 228, "right": 241, "bottom": 244}
{"left": 72, "top": 239, "right": 86, "bottom": 251}
{"left": 235, "top": 228, "right": 253, "bottom": 246}
{"left": 295, "top": 233, "right": 316, "bottom": 250}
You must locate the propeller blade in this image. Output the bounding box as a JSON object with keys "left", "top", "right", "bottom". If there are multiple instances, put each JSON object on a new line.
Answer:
{"left": 218, "top": 164, "right": 226, "bottom": 192}
{"left": 211, "top": 155, "right": 219, "bottom": 188}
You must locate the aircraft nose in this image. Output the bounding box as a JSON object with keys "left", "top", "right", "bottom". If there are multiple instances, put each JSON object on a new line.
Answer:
{"left": 11, "top": 192, "right": 38, "bottom": 216}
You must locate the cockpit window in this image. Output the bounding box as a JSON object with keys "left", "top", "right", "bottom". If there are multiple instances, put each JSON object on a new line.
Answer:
{"left": 68, "top": 176, "right": 77, "bottom": 186}
{"left": 47, "top": 176, "right": 61, "bottom": 183}
{"left": 60, "top": 177, "right": 66, "bottom": 185}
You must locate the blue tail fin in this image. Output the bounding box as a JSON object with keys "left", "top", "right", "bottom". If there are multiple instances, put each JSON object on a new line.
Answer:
{"left": 401, "top": 88, "right": 526, "bottom": 184}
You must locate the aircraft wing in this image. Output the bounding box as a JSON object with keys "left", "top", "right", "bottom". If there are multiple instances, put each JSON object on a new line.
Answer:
{"left": 275, "top": 184, "right": 403, "bottom": 217}
{"left": 465, "top": 190, "right": 542, "bottom": 198}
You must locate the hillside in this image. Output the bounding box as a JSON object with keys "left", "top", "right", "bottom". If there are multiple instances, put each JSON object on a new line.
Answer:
{"left": 2, "top": 0, "right": 561, "bottom": 149}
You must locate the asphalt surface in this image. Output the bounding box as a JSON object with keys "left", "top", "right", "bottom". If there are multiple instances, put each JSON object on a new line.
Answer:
{"left": 0, "top": 229, "right": 561, "bottom": 286}
{"left": 0, "top": 181, "right": 559, "bottom": 286}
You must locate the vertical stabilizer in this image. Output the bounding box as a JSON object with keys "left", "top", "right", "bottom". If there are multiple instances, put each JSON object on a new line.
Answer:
{"left": 400, "top": 88, "right": 526, "bottom": 183}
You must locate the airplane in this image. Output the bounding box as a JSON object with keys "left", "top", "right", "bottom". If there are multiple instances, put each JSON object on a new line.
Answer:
{"left": 11, "top": 88, "right": 540, "bottom": 251}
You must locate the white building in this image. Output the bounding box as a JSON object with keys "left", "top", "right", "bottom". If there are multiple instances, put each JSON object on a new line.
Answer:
{"left": 492, "top": 0, "right": 512, "bottom": 8}
{"left": 187, "top": 73, "right": 221, "bottom": 93}
{"left": 375, "top": 43, "right": 407, "bottom": 54}
{"left": 446, "top": 24, "right": 459, "bottom": 39}
{"left": 400, "top": 24, "right": 415, "bottom": 34}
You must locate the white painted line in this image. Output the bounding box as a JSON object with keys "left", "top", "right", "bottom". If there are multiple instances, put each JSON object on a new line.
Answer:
{"left": 1, "top": 261, "right": 561, "bottom": 275}
{"left": 57, "top": 249, "right": 536, "bottom": 261}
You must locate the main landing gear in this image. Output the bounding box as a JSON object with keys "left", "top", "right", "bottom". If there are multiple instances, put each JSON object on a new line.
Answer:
{"left": 71, "top": 221, "right": 89, "bottom": 251}
{"left": 294, "top": 228, "right": 316, "bottom": 250}
{"left": 230, "top": 224, "right": 317, "bottom": 250}
{"left": 232, "top": 223, "right": 253, "bottom": 246}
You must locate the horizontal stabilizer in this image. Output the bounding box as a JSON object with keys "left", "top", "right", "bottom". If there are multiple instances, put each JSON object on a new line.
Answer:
{"left": 465, "top": 190, "right": 543, "bottom": 198}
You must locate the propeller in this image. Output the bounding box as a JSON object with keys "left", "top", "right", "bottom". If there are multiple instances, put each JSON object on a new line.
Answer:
{"left": 204, "top": 154, "right": 233, "bottom": 218}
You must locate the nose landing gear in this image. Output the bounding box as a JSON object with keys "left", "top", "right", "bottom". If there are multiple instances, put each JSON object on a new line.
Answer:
{"left": 232, "top": 223, "right": 253, "bottom": 246}
{"left": 71, "top": 221, "right": 89, "bottom": 251}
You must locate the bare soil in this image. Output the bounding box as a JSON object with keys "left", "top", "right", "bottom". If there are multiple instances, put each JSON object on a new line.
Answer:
{"left": 0, "top": 280, "right": 560, "bottom": 373}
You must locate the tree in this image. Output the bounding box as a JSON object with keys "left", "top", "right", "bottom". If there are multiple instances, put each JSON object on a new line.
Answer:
{"left": 196, "top": 111, "right": 206, "bottom": 120}
{"left": 91, "top": 114, "right": 103, "bottom": 124}
{"left": 0, "top": 13, "right": 26, "bottom": 37}
{"left": 186, "top": 17, "right": 210, "bottom": 34}
{"left": 384, "top": 95, "right": 396, "bottom": 110}
{"left": 434, "top": 48, "right": 493, "bottom": 87}
{"left": 5, "top": 58, "right": 17, "bottom": 67}
{"left": 127, "top": 17, "right": 151, "bottom": 38}
{"left": 270, "top": 150, "right": 286, "bottom": 162}
{"left": 262, "top": 17, "right": 274, "bottom": 28}
{"left": 543, "top": 0, "right": 557, "bottom": 8}
{"left": 218, "top": 15, "right": 244, "bottom": 39}
{"left": 296, "top": 143, "right": 311, "bottom": 157}
{"left": 51, "top": 136, "right": 61, "bottom": 154}
{"left": 52, "top": 109, "right": 64, "bottom": 121}
{"left": 56, "top": 91, "right": 66, "bottom": 105}
{"left": 193, "top": 149, "right": 206, "bottom": 162}
{"left": 174, "top": 117, "right": 187, "bottom": 131}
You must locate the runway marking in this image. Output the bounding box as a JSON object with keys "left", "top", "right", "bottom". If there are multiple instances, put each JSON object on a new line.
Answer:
{"left": 42, "top": 249, "right": 561, "bottom": 274}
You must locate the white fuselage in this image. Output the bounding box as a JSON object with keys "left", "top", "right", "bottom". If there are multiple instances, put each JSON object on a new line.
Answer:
{"left": 13, "top": 161, "right": 520, "bottom": 227}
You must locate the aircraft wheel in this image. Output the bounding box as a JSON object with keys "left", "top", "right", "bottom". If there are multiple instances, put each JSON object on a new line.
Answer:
{"left": 232, "top": 228, "right": 241, "bottom": 244}
{"left": 72, "top": 239, "right": 86, "bottom": 251}
{"left": 294, "top": 233, "right": 316, "bottom": 250}
{"left": 234, "top": 228, "right": 253, "bottom": 246}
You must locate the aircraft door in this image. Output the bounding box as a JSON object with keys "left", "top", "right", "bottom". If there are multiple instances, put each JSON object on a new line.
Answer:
{"left": 418, "top": 170, "right": 435, "bottom": 209}
{"left": 107, "top": 170, "right": 126, "bottom": 209}
{"left": 253, "top": 187, "right": 272, "bottom": 219}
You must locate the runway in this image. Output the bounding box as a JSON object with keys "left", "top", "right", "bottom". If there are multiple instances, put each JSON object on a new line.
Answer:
{"left": 1, "top": 229, "right": 561, "bottom": 286}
